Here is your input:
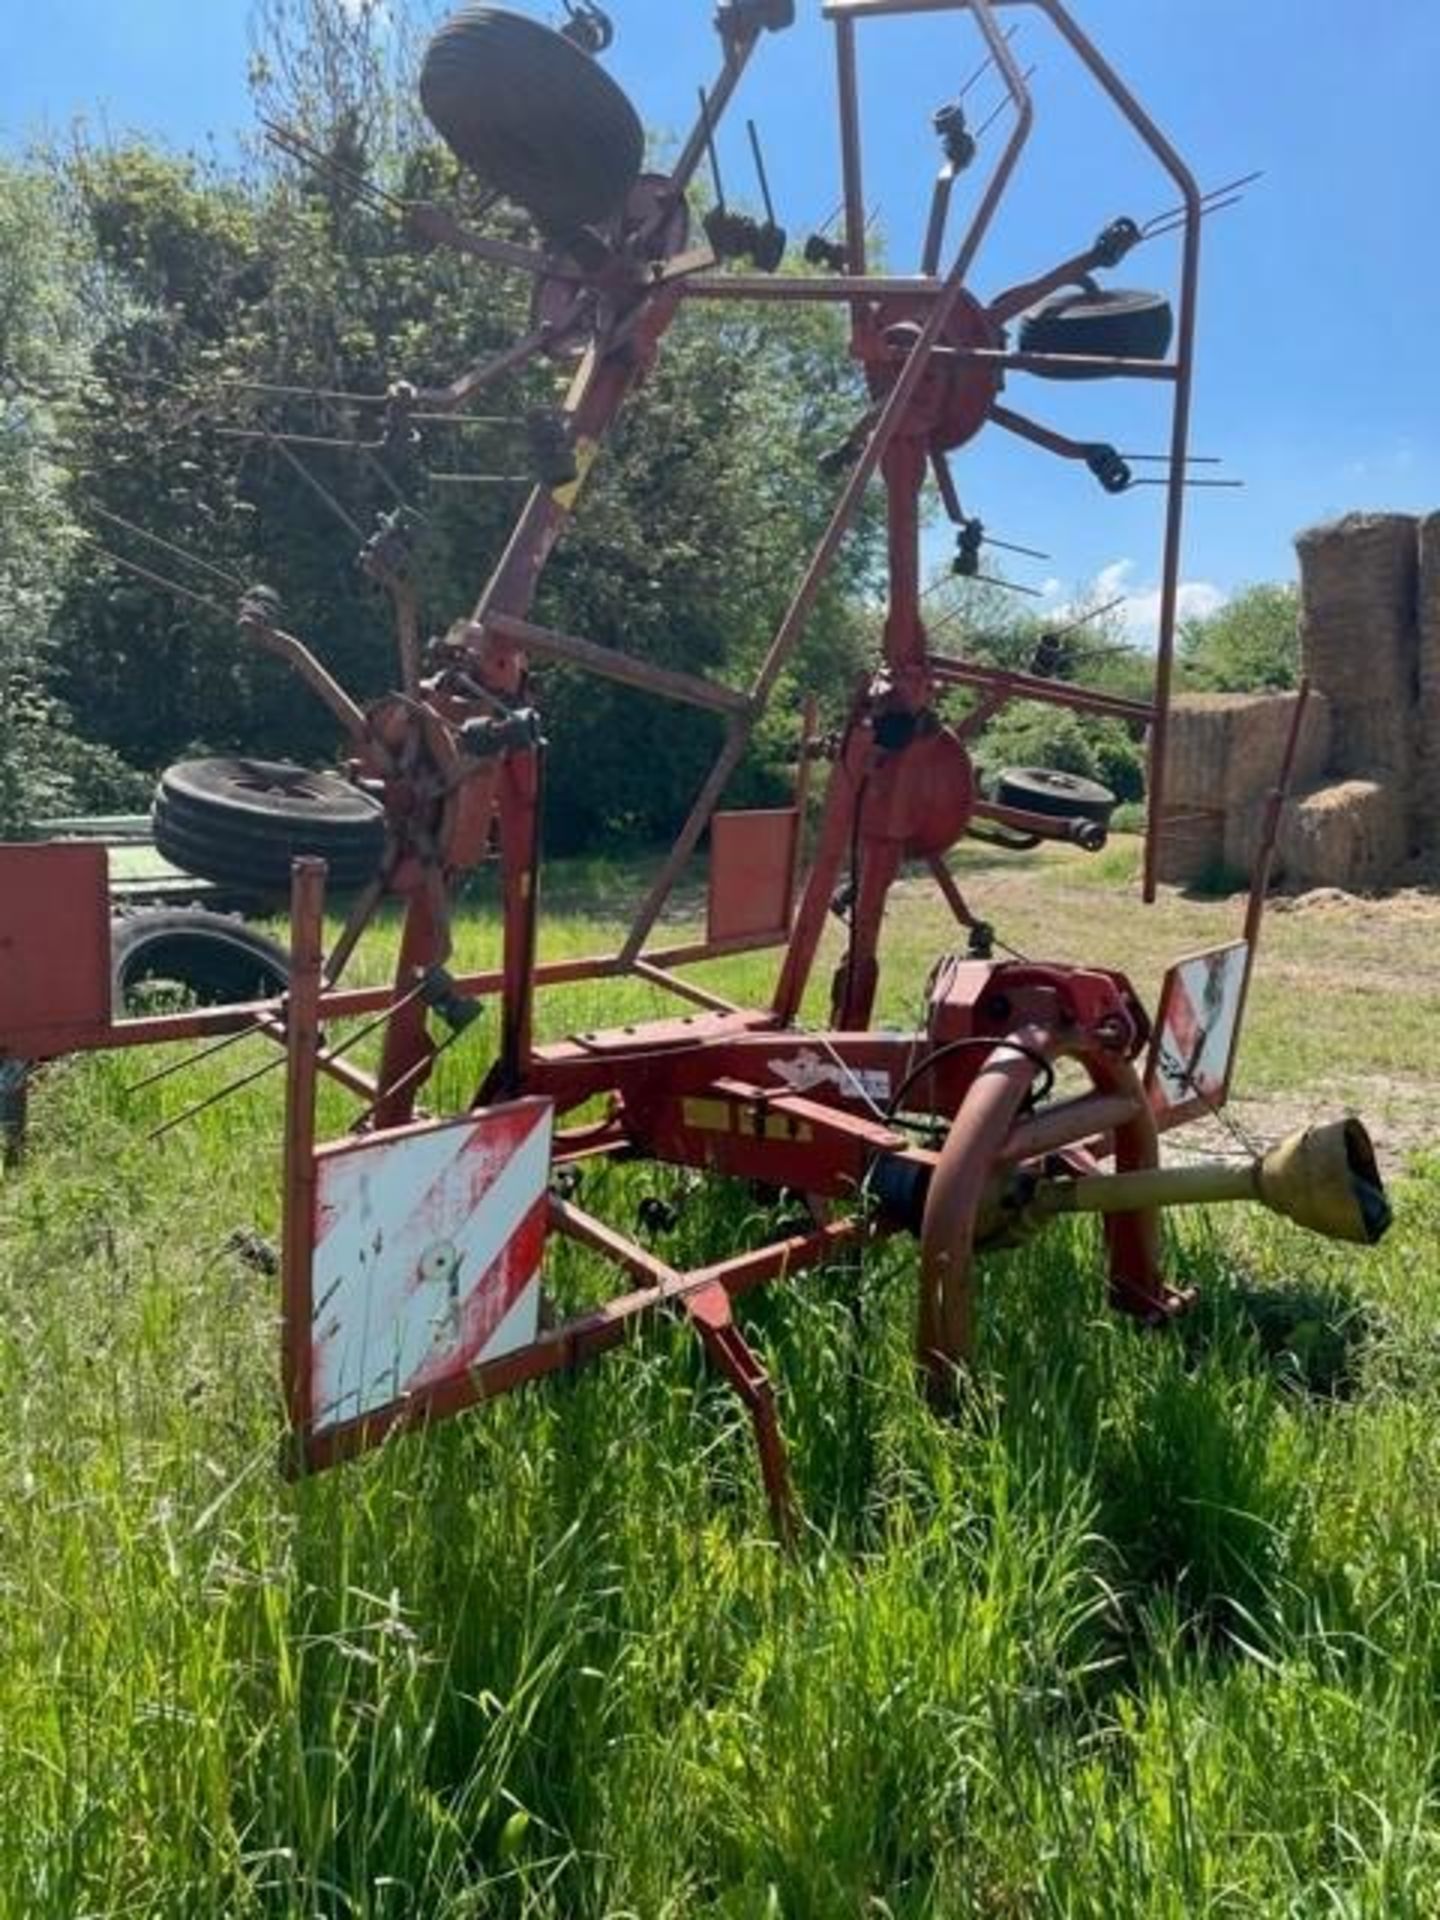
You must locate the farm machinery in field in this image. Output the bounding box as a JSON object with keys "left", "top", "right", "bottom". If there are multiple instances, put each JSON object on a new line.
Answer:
{"left": 0, "top": 0, "right": 1391, "bottom": 1538}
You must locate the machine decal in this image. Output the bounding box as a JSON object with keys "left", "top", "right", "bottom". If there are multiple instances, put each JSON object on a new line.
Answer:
{"left": 1147, "top": 941, "right": 1250, "bottom": 1123}
{"left": 309, "top": 1099, "right": 553, "bottom": 1434}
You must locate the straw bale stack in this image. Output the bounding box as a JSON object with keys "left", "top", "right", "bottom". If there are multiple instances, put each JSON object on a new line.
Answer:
{"left": 1296, "top": 512, "right": 1418, "bottom": 780}
{"left": 1269, "top": 779, "right": 1408, "bottom": 893}
{"left": 1154, "top": 807, "right": 1225, "bottom": 886}
{"left": 1219, "top": 693, "right": 1332, "bottom": 871}
{"left": 1416, "top": 512, "right": 1440, "bottom": 843}
{"left": 1163, "top": 690, "right": 1330, "bottom": 814}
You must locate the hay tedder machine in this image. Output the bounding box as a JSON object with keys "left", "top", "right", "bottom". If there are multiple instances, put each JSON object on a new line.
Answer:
{"left": 0, "top": 0, "right": 1392, "bottom": 1538}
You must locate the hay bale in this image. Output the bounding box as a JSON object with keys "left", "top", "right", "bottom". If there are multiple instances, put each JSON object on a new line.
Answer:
{"left": 1414, "top": 511, "right": 1440, "bottom": 843}
{"left": 1272, "top": 779, "right": 1408, "bottom": 893}
{"left": 1295, "top": 512, "right": 1418, "bottom": 778}
{"left": 1163, "top": 697, "right": 1234, "bottom": 809}
{"left": 1154, "top": 806, "right": 1224, "bottom": 886}
{"left": 1162, "top": 691, "right": 1330, "bottom": 812}
{"left": 1219, "top": 693, "right": 1334, "bottom": 873}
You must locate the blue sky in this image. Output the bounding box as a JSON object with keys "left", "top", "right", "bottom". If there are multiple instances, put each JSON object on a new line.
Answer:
{"left": 3, "top": 1, "right": 1437, "bottom": 638}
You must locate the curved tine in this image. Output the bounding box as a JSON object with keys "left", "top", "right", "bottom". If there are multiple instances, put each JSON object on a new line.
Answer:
{"left": 87, "top": 504, "right": 248, "bottom": 592}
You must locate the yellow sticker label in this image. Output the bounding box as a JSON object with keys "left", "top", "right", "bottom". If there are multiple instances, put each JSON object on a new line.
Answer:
{"left": 551, "top": 437, "right": 600, "bottom": 512}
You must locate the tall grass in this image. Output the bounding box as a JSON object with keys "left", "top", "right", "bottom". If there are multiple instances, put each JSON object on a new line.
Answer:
{"left": 2, "top": 887, "right": 1438, "bottom": 1916}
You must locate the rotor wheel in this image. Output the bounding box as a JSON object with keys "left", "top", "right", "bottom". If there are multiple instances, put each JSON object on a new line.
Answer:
{"left": 993, "top": 766, "right": 1116, "bottom": 827}
{"left": 1018, "top": 287, "right": 1173, "bottom": 376}
{"left": 419, "top": 7, "right": 645, "bottom": 239}
{"left": 153, "top": 758, "right": 385, "bottom": 894}
{"left": 111, "top": 909, "right": 290, "bottom": 1014}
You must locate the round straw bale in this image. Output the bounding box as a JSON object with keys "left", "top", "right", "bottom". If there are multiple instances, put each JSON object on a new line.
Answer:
{"left": 1278, "top": 778, "right": 1408, "bottom": 893}
{"left": 1296, "top": 513, "right": 1418, "bottom": 731}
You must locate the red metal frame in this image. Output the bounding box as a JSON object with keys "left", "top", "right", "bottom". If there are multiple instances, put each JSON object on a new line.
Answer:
{"left": 1, "top": 0, "right": 1262, "bottom": 1539}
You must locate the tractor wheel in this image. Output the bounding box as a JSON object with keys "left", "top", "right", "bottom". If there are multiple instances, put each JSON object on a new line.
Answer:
{"left": 1018, "top": 287, "right": 1173, "bottom": 375}
{"left": 153, "top": 758, "right": 385, "bottom": 894}
{"left": 994, "top": 766, "right": 1117, "bottom": 827}
{"left": 419, "top": 8, "right": 644, "bottom": 239}
{"left": 111, "top": 909, "right": 290, "bottom": 1015}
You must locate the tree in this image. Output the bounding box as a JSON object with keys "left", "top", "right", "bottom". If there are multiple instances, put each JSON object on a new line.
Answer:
{"left": 0, "top": 160, "right": 148, "bottom": 832}
{"left": 926, "top": 579, "right": 1152, "bottom": 801}
{"left": 1179, "top": 582, "right": 1299, "bottom": 692}
{"left": 38, "top": 0, "right": 879, "bottom": 850}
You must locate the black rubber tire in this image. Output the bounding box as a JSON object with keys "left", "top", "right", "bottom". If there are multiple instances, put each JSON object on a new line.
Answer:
{"left": 420, "top": 8, "right": 644, "bottom": 237}
{"left": 994, "top": 766, "right": 1117, "bottom": 827}
{"left": 111, "top": 909, "right": 290, "bottom": 1015}
{"left": 1018, "top": 287, "right": 1173, "bottom": 377}
{"left": 153, "top": 758, "right": 385, "bottom": 894}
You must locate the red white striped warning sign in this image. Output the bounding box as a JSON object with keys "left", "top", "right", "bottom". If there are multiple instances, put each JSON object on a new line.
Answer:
{"left": 308, "top": 1098, "right": 553, "bottom": 1437}
{"left": 1146, "top": 941, "right": 1250, "bottom": 1122}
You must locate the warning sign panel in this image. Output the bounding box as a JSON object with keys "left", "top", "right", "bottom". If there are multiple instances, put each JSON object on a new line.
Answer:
{"left": 307, "top": 1098, "right": 553, "bottom": 1442}
{"left": 1145, "top": 941, "right": 1250, "bottom": 1126}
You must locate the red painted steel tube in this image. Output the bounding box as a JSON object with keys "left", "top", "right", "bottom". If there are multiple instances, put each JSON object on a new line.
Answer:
{"left": 684, "top": 273, "right": 944, "bottom": 301}
{"left": 487, "top": 612, "right": 751, "bottom": 714}
{"left": 1084, "top": 1048, "right": 1170, "bottom": 1317}
{"left": 303, "top": 1215, "right": 877, "bottom": 1470}
{"left": 995, "top": 1091, "right": 1139, "bottom": 1165}
{"left": 932, "top": 656, "right": 1154, "bottom": 724}
{"left": 1017, "top": 0, "right": 1203, "bottom": 901}
{"left": 281, "top": 861, "right": 326, "bottom": 1472}
{"left": 918, "top": 1027, "right": 1052, "bottom": 1397}
{"left": 100, "top": 933, "right": 792, "bottom": 1053}
{"left": 623, "top": 3, "right": 1033, "bottom": 972}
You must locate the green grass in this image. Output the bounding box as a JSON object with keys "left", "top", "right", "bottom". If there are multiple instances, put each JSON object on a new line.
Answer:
{"left": 3, "top": 851, "right": 1440, "bottom": 1916}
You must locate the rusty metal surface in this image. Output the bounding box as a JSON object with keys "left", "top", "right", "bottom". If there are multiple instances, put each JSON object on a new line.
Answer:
{"left": 0, "top": 844, "right": 112, "bottom": 1060}
{"left": 5, "top": 0, "right": 1286, "bottom": 1537}
{"left": 707, "top": 809, "right": 799, "bottom": 945}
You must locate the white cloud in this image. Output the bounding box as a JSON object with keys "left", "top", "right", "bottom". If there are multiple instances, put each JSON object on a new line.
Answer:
{"left": 1059, "top": 557, "right": 1227, "bottom": 648}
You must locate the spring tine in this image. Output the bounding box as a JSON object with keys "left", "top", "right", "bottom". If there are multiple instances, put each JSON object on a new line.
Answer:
{"left": 1047, "top": 593, "right": 1129, "bottom": 641}
{"left": 974, "top": 64, "right": 1038, "bottom": 143}
{"left": 216, "top": 377, "right": 388, "bottom": 405}
{"left": 1143, "top": 195, "right": 1244, "bottom": 242}
{"left": 90, "top": 544, "right": 233, "bottom": 622}
{"left": 410, "top": 412, "right": 515, "bottom": 427}
{"left": 213, "top": 427, "right": 380, "bottom": 451}
{"left": 984, "top": 534, "right": 1051, "bottom": 561}
{"left": 122, "top": 1018, "right": 273, "bottom": 1095}
{"left": 1143, "top": 169, "right": 1262, "bottom": 236}
{"left": 262, "top": 426, "right": 368, "bottom": 539}
{"left": 425, "top": 471, "right": 532, "bottom": 486}
{"left": 747, "top": 119, "right": 778, "bottom": 228}
{"left": 699, "top": 87, "right": 726, "bottom": 212}
{"left": 262, "top": 118, "right": 406, "bottom": 212}
{"left": 957, "top": 22, "right": 1021, "bottom": 101}
{"left": 87, "top": 505, "right": 248, "bottom": 591}
{"left": 1120, "top": 452, "right": 1223, "bottom": 465}
{"left": 145, "top": 1054, "right": 286, "bottom": 1142}
{"left": 1130, "top": 476, "right": 1246, "bottom": 489}
{"left": 967, "top": 572, "right": 1044, "bottom": 597}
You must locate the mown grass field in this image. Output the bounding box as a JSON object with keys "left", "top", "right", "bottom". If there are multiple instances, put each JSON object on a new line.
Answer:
{"left": 3, "top": 843, "right": 1439, "bottom": 1917}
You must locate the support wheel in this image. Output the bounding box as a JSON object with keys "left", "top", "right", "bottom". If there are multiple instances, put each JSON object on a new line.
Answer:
{"left": 153, "top": 758, "right": 385, "bottom": 894}
{"left": 420, "top": 7, "right": 645, "bottom": 237}
{"left": 111, "top": 909, "right": 290, "bottom": 1014}
{"left": 1018, "top": 287, "right": 1173, "bottom": 375}
{"left": 994, "top": 766, "right": 1116, "bottom": 828}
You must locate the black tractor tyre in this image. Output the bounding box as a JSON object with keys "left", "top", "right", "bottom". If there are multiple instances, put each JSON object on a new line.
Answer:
{"left": 994, "top": 766, "right": 1117, "bottom": 827}
{"left": 153, "top": 758, "right": 385, "bottom": 894}
{"left": 111, "top": 909, "right": 291, "bottom": 1015}
{"left": 420, "top": 8, "right": 644, "bottom": 238}
{"left": 1018, "top": 287, "right": 1173, "bottom": 376}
